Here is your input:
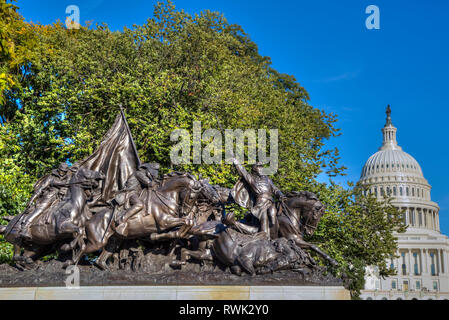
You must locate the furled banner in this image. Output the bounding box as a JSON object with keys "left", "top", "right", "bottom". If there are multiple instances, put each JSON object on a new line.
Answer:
{"left": 77, "top": 110, "right": 141, "bottom": 202}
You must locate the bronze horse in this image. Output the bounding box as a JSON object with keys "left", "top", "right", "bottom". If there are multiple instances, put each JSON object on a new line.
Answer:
{"left": 0, "top": 168, "right": 105, "bottom": 264}
{"left": 172, "top": 190, "right": 337, "bottom": 273}
{"left": 70, "top": 173, "right": 221, "bottom": 269}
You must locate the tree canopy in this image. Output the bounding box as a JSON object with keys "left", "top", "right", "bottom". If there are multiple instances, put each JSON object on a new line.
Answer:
{"left": 0, "top": 0, "right": 405, "bottom": 297}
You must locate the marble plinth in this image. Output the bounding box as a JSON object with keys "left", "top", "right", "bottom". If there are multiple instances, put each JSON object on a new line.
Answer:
{"left": 0, "top": 285, "right": 350, "bottom": 300}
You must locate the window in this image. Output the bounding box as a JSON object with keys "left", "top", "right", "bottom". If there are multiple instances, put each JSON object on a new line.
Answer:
{"left": 393, "top": 187, "right": 397, "bottom": 196}
{"left": 400, "top": 187, "right": 403, "bottom": 196}
{"left": 374, "top": 187, "right": 378, "bottom": 197}
{"left": 412, "top": 188, "right": 415, "bottom": 196}
{"left": 401, "top": 252, "right": 407, "bottom": 275}
{"left": 413, "top": 252, "right": 420, "bottom": 275}
{"left": 380, "top": 187, "right": 384, "bottom": 196}
{"left": 430, "top": 252, "right": 437, "bottom": 276}
{"left": 406, "top": 187, "right": 409, "bottom": 196}
{"left": 416, "top": 281, "right": 421, "bottom": 290}
{"left": 391, "top": 280, "right": 397, "bottom": 290}
{"left": 433, "top": 281, "right": 439, "bottom": 291}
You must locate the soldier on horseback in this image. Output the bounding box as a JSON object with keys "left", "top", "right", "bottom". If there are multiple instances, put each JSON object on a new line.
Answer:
{"left": 114, "top": 162, "right": 161, "bottom": 226}
{"left": 19, "top": 162, "right": 75, "bottom": 240}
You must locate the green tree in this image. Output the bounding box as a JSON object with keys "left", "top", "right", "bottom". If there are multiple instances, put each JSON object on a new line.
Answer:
{"left": 309, "top": 182, "right": 406, "bottom": 298}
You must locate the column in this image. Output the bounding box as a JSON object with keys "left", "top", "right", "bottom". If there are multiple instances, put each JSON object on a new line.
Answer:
{"left": 436, "top": 212, "right": 440, "bottom": 231}
{"left": 440, "top": 249, "right": 445, "bottom": 274}
{"left": 408, "top": 249, "right": 413, "bottom": 276}
{"left": 419, "top": 249, "right": 423, "bottom": 275}
{"left": 416, "top": 208, "right": 424, "bottom": 228}
{"left": 423, "top": 209, "right": 427, "bottom": 229}
{"left": 423, "top": 249, "right": 428, "bottom": 274}
{"left": 437, "top": 250, "right": 440, "bottom": 275}
{"left": 429, "top": 210, "right": 435, "bottom": 230}
{"left": 396, "top": 255, "right": 400, "bottom": 275}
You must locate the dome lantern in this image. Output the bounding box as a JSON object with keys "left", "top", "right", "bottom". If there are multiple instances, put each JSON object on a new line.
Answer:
{"left": 380, "top": 105, "right": 402, "bottom": 151}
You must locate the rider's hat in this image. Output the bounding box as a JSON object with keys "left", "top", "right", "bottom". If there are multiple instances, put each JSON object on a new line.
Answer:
{"left": 251, "top": 162, "right": 263, "bottom": 170}
{"left": 58, "top": 162, "right": 70, "bottom": 172}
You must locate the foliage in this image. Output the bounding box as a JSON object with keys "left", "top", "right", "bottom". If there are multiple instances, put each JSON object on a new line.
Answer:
{"left": 309, "top": 182, "right": 406, "bottom": 298}
{"left": 0, "top": 0, "right": 405, "bottom": 297}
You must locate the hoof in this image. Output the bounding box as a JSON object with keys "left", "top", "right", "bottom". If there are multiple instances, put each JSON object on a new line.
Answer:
{"left": 94, "top": 260, "right": 108, "bottom": 271}
{"left": 330, "top": 259, "right": 338, "bottom": 267}
{"left": 169, "top": 260, "right": 186, "bottom": 269}
{"left": 230, "top": 265, "right": 242, "bottom": 276}
{"left": 60, "top": 244, "right": 71, "bottom": 252}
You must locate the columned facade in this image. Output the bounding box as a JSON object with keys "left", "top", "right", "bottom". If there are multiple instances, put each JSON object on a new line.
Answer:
{"left": 359, "top": 106, "right": 449, "bottom": 300}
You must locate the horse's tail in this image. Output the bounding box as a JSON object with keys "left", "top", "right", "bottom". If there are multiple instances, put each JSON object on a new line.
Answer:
{"left": 0, "top": 215, "right": 15, "bottom": 234}
{"left": 1, "top": 215, "right": 15, "bottom": 222}
{"left": 1, "top": 214, "right": 23, "bottom": 242}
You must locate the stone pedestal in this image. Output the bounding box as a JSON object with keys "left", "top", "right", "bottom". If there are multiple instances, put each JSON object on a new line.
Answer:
{"left": 0, "top": 285, "right": 350, "bottom": 300}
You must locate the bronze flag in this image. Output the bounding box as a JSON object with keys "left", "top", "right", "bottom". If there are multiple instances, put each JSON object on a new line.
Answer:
{"left": 77, "top": 111, "right": 140, "bottom": 202}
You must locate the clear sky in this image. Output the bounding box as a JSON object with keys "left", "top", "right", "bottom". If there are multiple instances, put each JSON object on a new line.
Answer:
{"left": 16, "top": 0, "right": 449, "bottom": 234}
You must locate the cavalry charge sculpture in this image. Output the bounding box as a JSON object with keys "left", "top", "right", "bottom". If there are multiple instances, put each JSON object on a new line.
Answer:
{"left": 0, "top": 110, "right": 337, "bottom": 277}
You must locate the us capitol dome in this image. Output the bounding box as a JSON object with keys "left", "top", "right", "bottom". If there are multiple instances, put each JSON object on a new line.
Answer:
{"left": 360, "top": 106, "right": 449, "bottom": 300}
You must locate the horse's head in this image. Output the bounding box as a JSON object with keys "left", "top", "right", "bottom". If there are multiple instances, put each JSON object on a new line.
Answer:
{"left": 197, "top": 178, "right": 222, "bottom": 205}
{"left": 287, "top": 191, "right": 326, "bottom": 236}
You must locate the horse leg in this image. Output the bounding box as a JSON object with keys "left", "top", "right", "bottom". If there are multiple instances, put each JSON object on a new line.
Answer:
{"left": 153, "top": 212, "right": 191, "bottom": 232}
{"left": 150, "top": 230, "right": 182, "bottom": 241}
{"left": 16, "top": 245, "right": 49, "bottom": 265}
{"left": 12, "top": 244, "right": 22, "bottom": 262}
{"left": 149, "top": 222, "right": 193, "bottom": 241}
{"left": 288, "top": 235, "right": 337, "bottom": 266}
{"left": 95, "top": 238, "right": 121, "bottom": 270}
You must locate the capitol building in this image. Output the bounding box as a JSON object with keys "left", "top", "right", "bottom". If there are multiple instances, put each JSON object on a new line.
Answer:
{"left": 359, "top": 106, "right": 449, "bottom": 300}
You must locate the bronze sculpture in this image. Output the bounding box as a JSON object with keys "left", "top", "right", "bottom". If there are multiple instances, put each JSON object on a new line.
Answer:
{"left": 0, "top": 109, "right": 338, "bottom": 279}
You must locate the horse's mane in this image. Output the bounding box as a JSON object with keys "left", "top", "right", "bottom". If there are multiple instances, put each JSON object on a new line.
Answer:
{"left": 162, "top": 171, "right": 197, "bottom": 181}
{"left": 286, "top": 190, "right": 319, "bottom": 201}
{"left": 159, "top": 171, "right": 197, "bottom": 188}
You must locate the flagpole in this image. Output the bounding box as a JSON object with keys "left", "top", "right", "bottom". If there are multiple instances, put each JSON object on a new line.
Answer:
{"left": 119, "top": 105, "right": 141, "bottom": 168}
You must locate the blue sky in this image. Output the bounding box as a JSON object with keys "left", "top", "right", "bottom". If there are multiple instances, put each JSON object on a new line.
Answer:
{"left": 17, "top": 0, "right": 449, "bottom": 234}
